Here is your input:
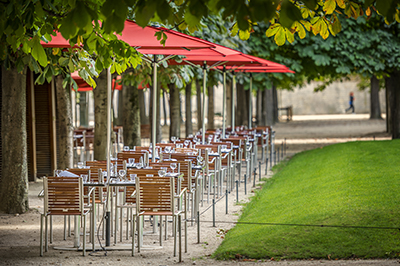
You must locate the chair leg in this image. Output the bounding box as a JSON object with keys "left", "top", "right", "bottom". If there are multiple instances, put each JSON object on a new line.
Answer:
{"left": 173, "top": 215, "right": 177, "bottom": 257}
{"left": 159, "top": 216, "right": 163, "bottom": 246}
{"left": 40, "top": 214, "right": 44, "bottom": 256}
{"left": 63, "top": 215, "right": 67, "bottom": 240}
{"left": 45, "top": 215, "right": 48, "bottom": 252}
{"left": 178, "top": 215, "right": 182, "bottom": 262}
{"left": 137, "top": 215, "right": 141, "bottom": 253}
{"left": 50, "top": 216, "right": 53, "bottom": 243}
{"left": 132, "top": 214, "right": 136, "bottom": 256}
{"left": 83, "top": 215, "right": 86, "bottom": 256}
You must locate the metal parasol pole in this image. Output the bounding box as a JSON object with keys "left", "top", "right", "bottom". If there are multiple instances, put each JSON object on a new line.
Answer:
{"left": 202, "top": 62, "right": 207, "bottom": 144}
{"left": 222, "top": 66, "right": 226, "bottom": 137}
{"left": 105, "top": 66, "right": 112, "bottom": 246}
{"left": 231, "top": 72, "right": 236, "bottom": 132}
{"left": 248, "top": 73, "right": 253, "bottom": 129}
{"left": 152, "top": 55, "right": 157, "bottom": 162}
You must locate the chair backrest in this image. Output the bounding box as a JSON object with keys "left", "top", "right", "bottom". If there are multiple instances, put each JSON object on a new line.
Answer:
{"left": 136, "top": 176, "right": 174, "bottom": 214}
{"left": 44, "top": 176, "right": 83, "bottom": 216}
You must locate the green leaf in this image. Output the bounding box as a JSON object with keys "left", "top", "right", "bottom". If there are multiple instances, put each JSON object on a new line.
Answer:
{"left": 156, "top": 0, "right": 170, "bottom": 20}
{"left": 323, "top": 0, "right": 336, "bottom": 15}
{"left": 265, "top": 23, "right": 280, "bottom": 37}
{"left": 280, "top": 0, "right": 302, "bottom": 29}
{"left": 274, "top": 27, "right": 286, "bottom": 46}
{"left": 31, "top": 37, "right": 48, "bottom": 67}
{"left": 72, "top": 1, "right": 90, "bottom": 29}
{"left": 302, "top": 0, "right": 318, "bottom": 10}
{"left": 135, "top": 2, "right": 157, "bottom": 27}
{"left": 238, "top": 30, "right": 250, "bottom": 40}
{"left": 184, "top": 8, "right": 201, "bottom": 28}
{"left": 60, "top": 14, "right": 79, "bottom": 39}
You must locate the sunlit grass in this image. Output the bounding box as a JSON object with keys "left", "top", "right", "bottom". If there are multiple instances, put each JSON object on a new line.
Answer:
{"left": 214, "top": 140, "right": 400, "bottom": 260}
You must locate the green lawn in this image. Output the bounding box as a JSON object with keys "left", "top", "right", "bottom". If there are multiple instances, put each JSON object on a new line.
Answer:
{"left": 213, "top": 140, "right": 400, "bottom": 260}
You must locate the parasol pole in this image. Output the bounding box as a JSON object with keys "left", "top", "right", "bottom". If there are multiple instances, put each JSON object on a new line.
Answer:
{"left": 151, "top": 55, "right": 157, "bottom": 162}
{"left": 248, "top": 73, "right": 253, "bottom": 129}
{"left": 222, "top": 66, "right": 226, "bottom": 137}
{"left": 105, "top": 66, "right": 112, "bottom": 246}
{"left": 202, "top": 62, "right": 207, "bottom": 144}
{"left": 231, "top": 72, "right": 236, "bottom": 133}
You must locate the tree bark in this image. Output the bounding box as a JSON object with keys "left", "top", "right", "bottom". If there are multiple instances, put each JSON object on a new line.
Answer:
{"left": 55, "top": 75, "right": 73, "bottom": 170}
{"left": 114, "top": 90, "right": 123, "bottom": 126}
{"left": 79, "top": 92, "right": 88, "bottom": 127}
{"left": 156, "top": 83, "right": 162, "bottom": 143}
{"left": 207, "top": 85, "right": 214, "bottom": 130}
{"left": 370, "top": 75, "right": 382, "bottom": 119}
{"left": 162, "top": 89, "right": 168, "bottom": 126}
{"left": 138, "top": 89, "right": 148, "bottom": 125}
{"left": 386, "top": 81, "right": 392, "bottom": 133}
{"left": 185, "top": 82, "right": 193, "bottom": 136}
{"left": 195, "top": 79, "right": 202, "bottom": 131}
{"left": 226, "top": 79, "right": 232, "bottom": 128}
{"left": 386, "top": 70, "right": 400, "bottom": 139}
{"left": 272, "top": 85, "right": 279, "bottom": 123}
{"left": 93, "top": 70, "right": 108, "bottom": 160}
{"left": 265, "top": 88, "right": 275, "bottom": 126}
{"left": 122, "top": 75, "right": 141, "bottom": 148}
{"left": 236, "top": 82, "right": 248, "bottom": 127}
{"left": 256, "top": 89, "right": 262, "bottom": 126}
{"left": 0, "top": 66, "right": 28, "bottom": 213}
{"left": 169, "top": 83, "right": 180, "bottom": 138}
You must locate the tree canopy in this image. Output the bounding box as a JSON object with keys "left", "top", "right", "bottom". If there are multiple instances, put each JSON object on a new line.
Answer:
{"left": 1, "top": 0, "right": 400, "bottom": 85}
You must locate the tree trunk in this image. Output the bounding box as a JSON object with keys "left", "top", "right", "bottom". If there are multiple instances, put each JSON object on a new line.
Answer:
{"left": 122, "top": 75, "right": 141, "bottom": 148}
{"left": 272, "top": 85, "right": 279, "bottom": 123}
{"left": 226, "top": 79, "right": 232, "bottom": 128}
{"left": 114, "top": 90, "right": 123, "bottom": 126}
{"left": 79, "top": 92, "right": 88, "bottom": 127}
{"left": 207, "top": 85, "right": 214, "bottom": 130}
{"left": 169, "top": 83, "right": 180, "bottom": 138}
{"left": 370, "top": 75, "right": 382, "bottom": 119}
{"left": 156, "top": 83, "right": 162, "bottom": 143}
{"left": 162, "top": 89, "right": 168, "bottom": 126}
{"left": 386, "top": 82, "right": 392, "bottom": 133}
{"left": 236, "top": 82, "right": 248, "bottom": 127}
{"left": 386, "top": 70, "right": 400, "bottom": 139}
{"left": 93, "top": 70, "right": 108, "bottom": 160}
{"left": 138, "top": 89, "right": 148, "bottom": 125}
{"left": 185, "top": 82, "right": 193, "bottom": 136}
{"left": 0, "top": 66, "right": 28, "bottom": 213}
{"left": 265, "top": 88, "right": 275, "bottom": 126}
{"left": 195, "top": 79, "right": 202, "bottom": 131}
{"left": 55, "top": 75, "right": 73, "bottom": 170}
{"left": 256, "top": 89, "right": 262, "bottom": 126}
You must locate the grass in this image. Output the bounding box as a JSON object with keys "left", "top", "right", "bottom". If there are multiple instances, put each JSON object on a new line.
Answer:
{"left": 213, "top": 140, "right": 400, "bottom": 260}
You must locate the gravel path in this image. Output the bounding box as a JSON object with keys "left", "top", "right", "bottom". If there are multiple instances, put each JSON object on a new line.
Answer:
{"left": 0, "top": 115, "right": 396, "bottom": 266}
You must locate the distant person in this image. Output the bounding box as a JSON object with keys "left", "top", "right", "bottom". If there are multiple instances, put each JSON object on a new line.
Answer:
{"left": 345, "top": 92, "right": 355, "bottom": 113}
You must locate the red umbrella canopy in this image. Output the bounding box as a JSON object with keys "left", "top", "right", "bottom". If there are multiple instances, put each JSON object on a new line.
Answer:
{"left": 119, "top": 20, "right": 218, "bottom": 54}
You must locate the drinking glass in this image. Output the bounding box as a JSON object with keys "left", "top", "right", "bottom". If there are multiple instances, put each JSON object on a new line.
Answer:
{"left": 165, "top": 146, "right": 171, "bottom": 153}
{"left": 77, "top": 162, "right": 84, "bottom": 169}
{"left": 81, "top": 174, "right": 88, "bottom": 183}
{"left": 171, "top": 136, "right": 176, "bottom": 144}
{"left": 184, "top": 140, "right": 190, "bottom": 148}
{"left": 136, "top": 162, "right": 143, "bottom": 169}
{"left": 55, "top": 170, "right": 62, "bottom": 177}
{"left": 129, "top": 174, "right": 137, "bottom": 183}
{"left": 128, "top": 158, "right": 135, "bottom": 166}
{"left": 123, "top": 146, "right": 130, "bottom": 151}
{"left": 170, "top": 163, "right": 177, "bottom": 173}
{"left": 119, "top": 169, "right": 126, "bottom": 181}
{"left": 158, "top": 168, "right": 166, "bottom": 177}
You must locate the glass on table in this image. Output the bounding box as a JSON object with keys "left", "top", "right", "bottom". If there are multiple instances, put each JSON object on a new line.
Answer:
{"left": 158, "top": 168, "right": 166, "bottom": 177}
{"left": 123, "top": 146, "right": 130, "bottom": 151}
{"left": 119, "top": 169, "right": 126, "bottom": 181}
{"left": 129, "top": 174, "right": 137, "bottom": 183}
{"left": 165, "top": 146, "right": 171, "bottom": 153}
{"left": 77, "top": 162, "right": 84, "bottom": 169}
{"left": 128, "top": 158, "right": 135, "bottom": 166}
{"left": 170, "top": 163, "right": 177, "bottom": 173}
{"left": 80, "top": 174, "right": 88, "bottom": 183}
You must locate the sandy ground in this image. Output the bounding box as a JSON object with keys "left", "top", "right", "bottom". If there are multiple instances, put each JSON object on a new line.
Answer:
{"left": 0, "top": 114, "right": 397, "bottom": 266}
